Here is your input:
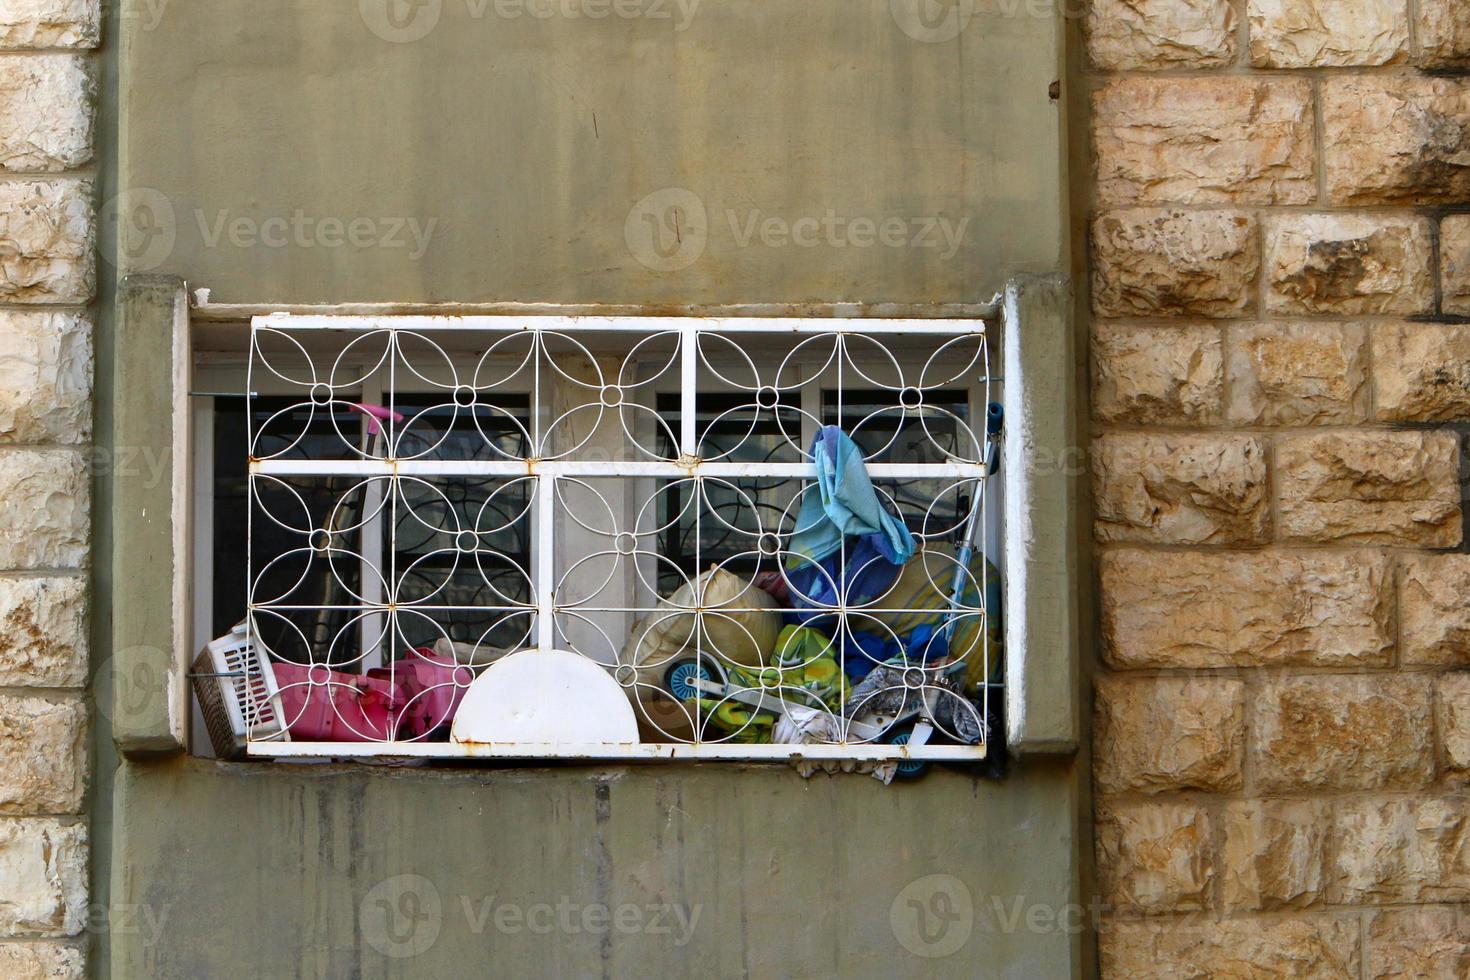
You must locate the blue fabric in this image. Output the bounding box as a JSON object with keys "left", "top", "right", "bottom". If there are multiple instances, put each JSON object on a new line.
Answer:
{"left": 785, "top": 426, "right": 917, "bottom": 621}
{"left": 842, "top": 624, "right": 950, "bottom": 682}
{"left": 788, "top": 427, "right": 916, "bottom": 567}
{"left": 786, "top": 537, "right": 904, "bottom": 615}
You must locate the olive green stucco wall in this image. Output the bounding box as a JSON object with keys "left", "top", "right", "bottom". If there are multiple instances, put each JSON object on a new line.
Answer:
{"left": 116, "top": 0, "right": 1065, "bottom": 307}
{"left": 114, "top": 758, "right": 1082, "bottom": 978}
{"left": 101, "top": 2, "right": 1083, "bottom": 976}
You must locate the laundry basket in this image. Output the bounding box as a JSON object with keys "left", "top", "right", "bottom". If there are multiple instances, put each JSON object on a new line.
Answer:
{"left": 191, "top": 622, "right": 286, "bottom": 758}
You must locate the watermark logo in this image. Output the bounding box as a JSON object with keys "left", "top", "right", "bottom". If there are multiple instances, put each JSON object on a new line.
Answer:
{"left": 625, "top": 188, "right": 707, "bottom": 272}
{"left": 625, "top": 188, "right": 972, "bottom": 272}
{"left": 460, "top": 897, "right": 700, "bottom": 945}
{"left": 726, "top": 209, "right": 969, "bottom": 259}
{"left": 890, "top": 0, "right": 975, "bottom": 42}
{"left": 85, "top": 903, "right": 172, "bottom": 947}
{"left": 93, "top": 649, "right": 169, "bottom": 726}
{"left": 362, "top": 0, "right": 699, "bottom": 39}
{"left": 361, "top": 0, "right": 445, "bottom": 43}
{"left": 890, "top": 874, "right": 973, "bottom": 958}
{"left": 356, "top": 880, "right": 700, "bottom": 959}
{"left": 492, "top": 0, "right": 701, "bottom": 30}
{"left": 194, "top": 210, "right": 438, "bottom": 260}
{"left": 360, "top": 874, "right": 443, "bottom": 959}
{"left": 99, "top": 188, "right": 177, "bottom": 273}
{"left": 121, "top": 0, "right": 171, "bottom": 31}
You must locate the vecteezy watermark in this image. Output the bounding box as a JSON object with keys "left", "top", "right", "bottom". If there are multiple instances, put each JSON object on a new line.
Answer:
{"left": 99, "top": 190, "right": 439, "bottom": 270}
{"left": 361, "top": 0, "right": 700, "bottom": 43}
{"left": 99, "top": 188, "right": 178, "bottom": 273}
{"left": 485, "top": 0, "right": 700, "bottom": 29}
{"left": 892, "top": 876, "right": 1114, "bottom": 957}
{"left": 120, "top": 0, "right": 171, "bottom": 32}
{"left": 83, "top": 902, "right": 172, "bottom": 947}
{"left": 890, "top": 0, "right": 1092, "bottom": 42}
{"left": 625, "top": 187, "right": 971, "bottom": 271}
{"left": 361, "top": 874, "right": 444, "bottom": 960}
{"left": 625, "top": 188, "right": 708, "bottom": 272}
{"left": 726, "top": 209, "right": 970, "bottom": 260}
{"left": 195, "top": 210, "right": 438, "bottom": 260}
{"left": 890, "top": 874, "right": 974, "bottom": 958}
{"left": 93, "top": 649, "right": 169, "bottom": 727}
{"left": 458, "top": 896, "right": 701, "bottom": 945}
{"left": 890, "top": 0, "right": 975, "bottom": 43}
{"left": 358, "top": 875, "right": 703, "bottom": 959}
{"left": 360, "top": 0, "right": 444, "bottom": 42}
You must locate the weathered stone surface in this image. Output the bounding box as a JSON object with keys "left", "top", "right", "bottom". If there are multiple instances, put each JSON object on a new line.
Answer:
{"left": 1100, "top": 549, "right": 1392, "bottom": 670}
{"left": 0, "top": 578, "right": 84, "bottom": 687}
{"left": 1100, "top": 916, "right": 1360, "bottom": 979}
{"left": 1367, "top": 907, "right": 1470, "bottom": 979}
{"left": 1093, "top": 77, "right": 1315, "bottom": 206}
{"left": 0, "top": 0, "right": 98, "bottom": 49}
{"left": 1264, "top": 213, "right": 1434, "bottom": 317}
{"left": 0, "top": 312, "right": 91, "bottom": 444}
{"left": 1331, "top": 797, "right": 1470, "bottom": 905}
{"left": 1275, "top": 431, "right": 1461, "bottom": 547}
{"left": 1373, "top": 323, "right": 1470, "bottom": 423}
{"left": 0, "top": 942, "right": 83, "bottom": 979}
{"left": 0, "top": 696, "right": 84, "bottom": 814}
{"left": 0, "top": 451, "right": 88, "bottom": 568}
{"left": 1249, "top": 0, "right": 1409, "bottom": 67}
{"left": 1093, "top": 433, "right": 1269, "bottom": 545}
{"left": 1096, "top": 802, "right": 1213, "bottom": 915}
{"left": 1095, "top": 675, "right": 1245, "bottom": 795}
{"left": 0, "top": 819, "right": 85, "bottom": 937}
{"left": 1403, "top": 556, "right": 1470, "bottom": 667}
{"left": 0, "top": 179, "right": 92, "bottom": 303}
{"left": 1093, "top": 209, "right": 1258, "bottom": 319}
{"left": 1443, "top": 215, "right": 1470, "bottom": 318}
{"left": 1228, "top": 322, "right": 1367, "bottom": 425}
{"left": 1221, "top": 799, "right": 1328, "bottom": 912}
{"left": 0, "top": 55, "right": 93, "bottom": 172}
{"left": 1323, "top": 77, "right": 1470, "bottom": 206}
{"left": 1091, "top": 323, "right": 1222, "bottom": 425}
{"left": 1418, "top": 0, "right": 1470, "bottom": 69}
{"left": 1086, "top": 0, "right": 1236, "bottom": 71}
{"left": 1441, "top": 673, "right": 1470, "bottom": 779}
{"left": 1253, "top": 675, "right": 1434, "bottom": 792}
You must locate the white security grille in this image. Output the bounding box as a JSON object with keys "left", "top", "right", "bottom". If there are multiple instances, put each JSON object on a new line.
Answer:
{"left": 242, "top": 315, "right": 1002, "bottom": 763}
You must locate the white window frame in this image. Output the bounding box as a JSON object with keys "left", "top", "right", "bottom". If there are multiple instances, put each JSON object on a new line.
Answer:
{"left": 193, "top": 314, "right": 1014, "bottom": 763}
{"left": 117, "top": 280, "right": 1075, "bottom": 764}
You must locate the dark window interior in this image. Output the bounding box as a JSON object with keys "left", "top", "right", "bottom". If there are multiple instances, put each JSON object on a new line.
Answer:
{"left": 214, "top": 394, "right": 532, "bottom": 667}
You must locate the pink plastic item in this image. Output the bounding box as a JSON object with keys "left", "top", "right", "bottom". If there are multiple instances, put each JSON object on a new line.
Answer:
{"left": 272, "top": 663, "right": 396, "bottom": 741}
{"left": 271, "top": 651, "right": 467, "bottom": 742}
{"left": 753, "top": 570, "right": 791, "bottom": 605}
{"left": 349, "top": 402, "right": 406, "bottom": 437}
{"left": 369, "top": 650, "right": 467, "bottom": 739}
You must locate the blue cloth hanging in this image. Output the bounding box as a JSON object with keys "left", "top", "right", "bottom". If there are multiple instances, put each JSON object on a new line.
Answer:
{"left": 788, "top": 426, "right": 915, "bottom": 568}
{"left": 786, "top": 426, "right": 916, "bottom": 614}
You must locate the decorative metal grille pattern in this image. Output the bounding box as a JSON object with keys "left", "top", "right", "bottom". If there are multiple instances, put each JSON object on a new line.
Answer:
{"left": 245, "top": 315, "right": 1001, "bottom": 762}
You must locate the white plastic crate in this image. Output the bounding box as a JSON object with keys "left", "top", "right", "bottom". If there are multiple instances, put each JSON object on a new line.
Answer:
{"left": 191, "top": 622, "right": 286, "bottom": 758}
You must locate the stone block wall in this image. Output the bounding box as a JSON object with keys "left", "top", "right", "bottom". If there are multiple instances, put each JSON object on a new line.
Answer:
{"left": 1088, "top": 1, "right": 1470, "bottom": 976}
{"left": 0, "top": 1, "right": 97, "bottom": 978}
{"left": 2, "top": 0, "right": 1467, "bottom": 976}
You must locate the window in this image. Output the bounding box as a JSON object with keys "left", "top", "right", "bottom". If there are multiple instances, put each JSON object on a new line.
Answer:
{"left": 210, "top": 395, "right": 534, "bottom": 664}
{"left": 192, "top": 316, "right": 1004, "bottom": 765}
